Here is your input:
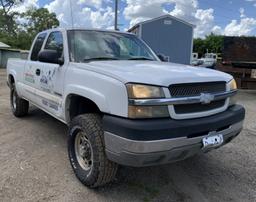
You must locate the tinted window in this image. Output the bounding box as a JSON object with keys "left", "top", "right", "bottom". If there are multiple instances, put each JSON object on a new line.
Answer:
{"left": 31, "top": 33, "right": 47, "bottom": 61}
{"left": 45, "top": 31, "right": 63, "bottom": 58}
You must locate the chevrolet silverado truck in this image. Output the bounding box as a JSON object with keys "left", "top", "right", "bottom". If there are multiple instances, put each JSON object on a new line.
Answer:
{"left": 7, "top": 28, "right": 245, "bottom": 188}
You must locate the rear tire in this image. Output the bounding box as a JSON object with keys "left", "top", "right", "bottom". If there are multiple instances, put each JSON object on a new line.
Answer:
{"left": 68, "top": 114, "right": 118, "bottom": 188}
{"left": 10, "top": 85, "right": 29, "bottom": 117}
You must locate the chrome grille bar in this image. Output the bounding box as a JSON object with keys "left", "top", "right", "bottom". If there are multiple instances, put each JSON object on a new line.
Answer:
{"left": 128, "top": 90, "right": 237, "bottom": 106}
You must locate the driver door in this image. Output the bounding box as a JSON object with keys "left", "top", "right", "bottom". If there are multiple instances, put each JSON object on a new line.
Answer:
{"left": 34, "top": 31, "right": 66, "bottom": 118}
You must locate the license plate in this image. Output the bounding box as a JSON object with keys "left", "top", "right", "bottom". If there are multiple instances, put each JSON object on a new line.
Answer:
{"left": 202, "top": 134, "right": 224, "bottom": 149}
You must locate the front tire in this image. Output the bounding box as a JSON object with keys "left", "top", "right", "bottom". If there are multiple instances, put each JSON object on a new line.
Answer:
{"left": 68, "top": 114, "right": 118, "bottom": 188}
{"left": 10, "top": 86, "right": 29, "bottom": 117}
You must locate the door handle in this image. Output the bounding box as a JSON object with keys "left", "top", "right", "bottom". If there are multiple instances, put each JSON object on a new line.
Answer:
{"left": 36, "top": 69, "right": 41, "bottom": 76}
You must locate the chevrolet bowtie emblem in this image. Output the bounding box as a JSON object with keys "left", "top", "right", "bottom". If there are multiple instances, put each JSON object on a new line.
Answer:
{"left": 200, "top": 93, "right": 215, "bottom": 104}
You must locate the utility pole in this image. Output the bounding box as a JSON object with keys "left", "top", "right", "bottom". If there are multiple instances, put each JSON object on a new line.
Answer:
{"left": 114, "top": 0, "right": 118, "bottom": 30}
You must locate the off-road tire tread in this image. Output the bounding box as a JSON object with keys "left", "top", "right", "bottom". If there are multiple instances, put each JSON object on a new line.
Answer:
{"left": 68, "top": 114, "right": 118, "bottom": 188}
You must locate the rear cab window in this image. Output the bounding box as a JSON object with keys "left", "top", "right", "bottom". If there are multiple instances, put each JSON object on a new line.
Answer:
{"left": 30, "top": 33, "right": 47, "bottom": 61}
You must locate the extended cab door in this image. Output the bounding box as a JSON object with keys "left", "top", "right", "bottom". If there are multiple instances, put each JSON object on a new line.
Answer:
{"left": 23, "top": 32, "right": 47, "bottom": 102}
{"left": 33, "top": 31, "right": 67, "bottom": 118}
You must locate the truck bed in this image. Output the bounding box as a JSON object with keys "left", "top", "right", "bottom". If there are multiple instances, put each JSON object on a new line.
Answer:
{"left": 7, "top": 58, "right": 27, "bottom": 84}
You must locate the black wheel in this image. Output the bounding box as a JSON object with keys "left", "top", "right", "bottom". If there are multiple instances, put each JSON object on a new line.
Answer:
{"left": 68, "top": 114, "right": 118, "bottom": 188}
{"left": 10, "top": 85, "right": 29, "bottom": 117}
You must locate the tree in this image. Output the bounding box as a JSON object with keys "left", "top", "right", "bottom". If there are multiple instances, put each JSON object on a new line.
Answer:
{"left": 0, "top": 0, "right": 23, "bottom": 34}
{"left": 0, "top": 0, "right": 22, "bottom": 14}
{"left": 193, "top": 34, "right": 224, "bottom": 57}
{"left": 204, "top": 34, "right": 224, "bottom": 53}
{"left": 193, "top": 38, "right": 206, "bottom": 58}
{"left": 19, "top": 8, "right": 59, "bottom": 49}
{"left": 0, "top": 5, "right": 60, "bottom": 50}
{"left": 23, "top": 8, "right": 59, "bottom": 36}
{"left": 0, "top": 0, "right": 23, "bottom": 48}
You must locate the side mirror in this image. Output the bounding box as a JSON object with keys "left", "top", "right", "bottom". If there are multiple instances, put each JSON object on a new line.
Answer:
{"left": 38, "top": 50, "right": 64, "bottom": 65}
{"left": 157, "top": 54, "right": 169, "bottom": 62}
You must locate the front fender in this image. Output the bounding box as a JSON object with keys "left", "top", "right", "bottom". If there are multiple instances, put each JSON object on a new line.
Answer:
{"left": 64, "top": 84, "right": 109, "bottom": 115}
{"left": 63, "top": 65, "right": 129, "bottom": 122}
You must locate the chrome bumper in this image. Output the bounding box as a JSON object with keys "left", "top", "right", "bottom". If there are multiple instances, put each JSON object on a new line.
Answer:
{"left": 104, "top": 121, "right": 243, "bottom": 167}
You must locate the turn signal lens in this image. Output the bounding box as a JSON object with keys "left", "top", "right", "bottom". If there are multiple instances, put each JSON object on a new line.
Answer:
{"left": 229, "top": 96, "right": 237, "bottom": 106}
{"left": 228, "top": 79, "right": 237, "bottom": 106}
{"left": 128, "top": 106, "right": 169, "bottom": 119}
{"left": 229, "top": 79, "right": 237, "bottom": 90}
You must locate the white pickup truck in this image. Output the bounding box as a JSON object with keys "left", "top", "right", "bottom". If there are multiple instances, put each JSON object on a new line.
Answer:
{"left": 7, "top": 28, "right": 245, "bottom": 188}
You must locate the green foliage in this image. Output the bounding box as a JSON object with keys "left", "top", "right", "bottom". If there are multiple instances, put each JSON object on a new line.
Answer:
{"left": 193, "top": 34, "right": 224, "bottom": 57}
{"left": 0, "top": 3, "right": 59, "bottom": 50}
{"left": 193, "top": 38, "right": 206, "bottom": 58}
{"left": 23, "top": 8, "right": 59, "bottom": 39}
{"left": 0, "top": 7, "right": 19, "bottom": 48}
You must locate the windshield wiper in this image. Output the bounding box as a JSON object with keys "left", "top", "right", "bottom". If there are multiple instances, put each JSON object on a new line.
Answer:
{"left": 83, "top": 57, "right": 119, "bottom": 62}
{"left": 128, "top": 57, "right": 154, "bottom": 61}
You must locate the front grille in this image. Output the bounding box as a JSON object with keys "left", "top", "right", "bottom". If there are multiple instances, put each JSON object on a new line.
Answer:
{"left": 174, "top": 100, "right": 226, "bottom": 114}
{"left": 169, "top": 82, "right": 226, "bottom": 97}
{"left": 169, "top": 82, "right": 227, "bottom": 115}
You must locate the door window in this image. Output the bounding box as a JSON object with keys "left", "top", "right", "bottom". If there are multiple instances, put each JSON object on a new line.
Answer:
{"left": 30, "top": 33, "right": 47, "bottom": 61}
{"left": 45, "top": 31, "right": 64, "bottom": 58}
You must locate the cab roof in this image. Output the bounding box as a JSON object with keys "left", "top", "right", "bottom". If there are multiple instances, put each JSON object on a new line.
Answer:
{"left": 38, "top": 28, "right": 134, "bottom": 35}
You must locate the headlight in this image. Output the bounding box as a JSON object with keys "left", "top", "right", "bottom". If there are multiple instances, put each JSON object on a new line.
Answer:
{"left": 228, "top": 79, "right": 237, "bottom": 106}
{"left": 228, "top": 78, "right": 237, "bottom": 91}
{"left": 126, "top": 84, "right": 165, "bottom": 99}
{"left": 126, "top": 84, "right": 168, "bottom": 118}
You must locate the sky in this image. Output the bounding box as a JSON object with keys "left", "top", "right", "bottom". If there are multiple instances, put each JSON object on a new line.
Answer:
{"left": 12, "top": 0, "right": 256, "bottom": 38}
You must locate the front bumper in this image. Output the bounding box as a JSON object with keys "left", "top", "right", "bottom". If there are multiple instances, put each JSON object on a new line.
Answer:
{"left": 103, "top": 105, "right": 245, "bottom": 167}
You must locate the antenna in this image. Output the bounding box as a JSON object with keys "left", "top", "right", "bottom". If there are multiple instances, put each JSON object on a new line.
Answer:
{"left": 68, "top": 0, "right": 76, "bottom": 63}
{"left": 69, "top": 0, "right": 74, "bottom": 28}
{"left": 114, "top": 0, "right": 118, "bottom": 30}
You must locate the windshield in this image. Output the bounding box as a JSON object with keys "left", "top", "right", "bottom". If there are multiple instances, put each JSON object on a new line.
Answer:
{"left": 67, "top": 30, "right": 157, "bottom": 63}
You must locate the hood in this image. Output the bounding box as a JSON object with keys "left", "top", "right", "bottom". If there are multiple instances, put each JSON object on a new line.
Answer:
{"left": 73, "top": 60, "right": 232, "bottom": 86}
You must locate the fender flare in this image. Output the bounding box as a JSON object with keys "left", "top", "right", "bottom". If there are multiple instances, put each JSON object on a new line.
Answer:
{"left": 64, "top": 84, "right": 110, "bottom": 121}
{"left": 7, "top": 70, "right": 17, "bottom": 86}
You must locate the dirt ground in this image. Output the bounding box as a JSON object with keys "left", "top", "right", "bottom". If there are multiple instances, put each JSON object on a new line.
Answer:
{"left": 0, "top": 69, "right": 255, "bottom": 202}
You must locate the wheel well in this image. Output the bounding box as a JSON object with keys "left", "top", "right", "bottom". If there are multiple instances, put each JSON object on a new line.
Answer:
{"left": 8, "top": 75, "right": 15, "bottom": 87}
{"left": 66, "top": 95, "right": 101, "bottom": 122}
